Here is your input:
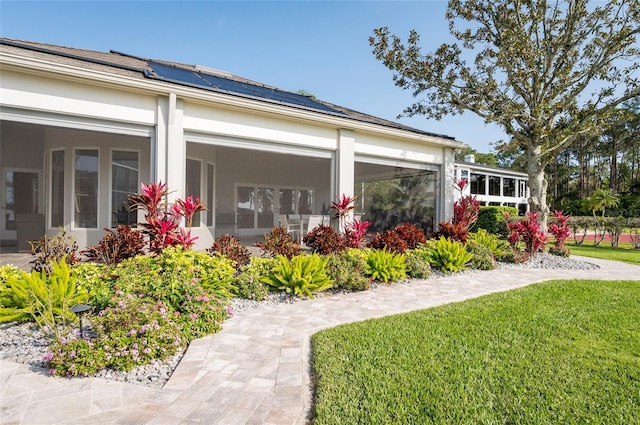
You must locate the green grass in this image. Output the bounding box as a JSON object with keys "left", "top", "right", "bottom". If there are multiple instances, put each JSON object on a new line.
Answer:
{"left": 311, "top": 280, "right": 640, "bottom": 425}
{"left": 568, "top": 242, "right": 640, "bottom": 265}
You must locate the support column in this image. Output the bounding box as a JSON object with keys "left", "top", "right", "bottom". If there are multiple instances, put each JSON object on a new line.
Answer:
{"left": 442, "top": 147, "right": 455, "bottom": 222}
{"left": 166, "top": 94, "right": 185, "bottom": 203}
{"left": 335, "top": 129, "right": 355, "bottom": 229}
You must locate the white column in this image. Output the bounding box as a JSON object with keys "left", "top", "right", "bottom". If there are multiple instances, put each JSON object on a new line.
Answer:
{"left": 335, "top": 129, "right": 355, "bottom": 229}
{"left": 442, "top": 147, "right": 455, "bottom": 222}
{"left": 155, "top": 96, "right": 169, "bottom": 184}
{"left": 165, "top": 94, "right": 185, "bottom": 204}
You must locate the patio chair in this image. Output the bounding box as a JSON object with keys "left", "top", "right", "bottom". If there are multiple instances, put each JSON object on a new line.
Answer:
{"left": 279, "top": 214, "right": 300, "bottom": 241}
{"left": 306, "top": 215, "right": 325, "bottom": 235}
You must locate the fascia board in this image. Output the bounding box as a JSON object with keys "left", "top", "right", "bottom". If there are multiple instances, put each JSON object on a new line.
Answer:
{"left": 1, "top": 51, "right": 464, "bottom": 149}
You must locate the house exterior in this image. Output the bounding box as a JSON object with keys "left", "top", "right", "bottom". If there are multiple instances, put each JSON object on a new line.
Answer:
{"left": 0, "top": 38, "right": 464, "bottom": 252}
{"left": 454, "top": 155, "right": 530, "bottom": 215}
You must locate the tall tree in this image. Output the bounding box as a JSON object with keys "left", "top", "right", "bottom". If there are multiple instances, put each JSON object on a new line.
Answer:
{"left": 370, "top": 0, "right": 640, "bottom": 228}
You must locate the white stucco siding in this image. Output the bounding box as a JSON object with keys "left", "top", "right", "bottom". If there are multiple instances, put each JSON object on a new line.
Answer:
{"left": 0, "top": 69, "right": 156, "bottom": 126}
{"left": 353, "top": 132, "right": 444, "bottom": 165}
{"left": 182, "top": 102, "right": 338, "bottom": 151}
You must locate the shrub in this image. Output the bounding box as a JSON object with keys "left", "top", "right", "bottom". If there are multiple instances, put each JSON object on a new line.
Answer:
{"left": 46, "top": 295, "right": 183, "bottom": 377}
{"left": 29, "top": 230, "right": 79, "bottom": 274}
{"left": 256, "top": 226, "right": 302, "bottom": 259}
{"left": 365, "top": 249, "right": 406, "bottom": 283}
{"left": 476, "top": 206, "right": 518, "bottom": 238}
{"left": 433, "top": 221, "right": 470, "bottom": 243}
{"left": 303, "top": 224, "right": 346, "bottom": 255}
{"left": 0, "top": 265, "right": 21, "bottom": 285}
{"left": 505, "top": 212, "right": 547, "bottom": 256}
{"left": 81, "top": 225, "right": 145, "bottom": 265}
{"left": 404, "top": 248, "right": 432, "bottom": 279}
{"left": 466, "top": 240, "right": 497, "bottom": 270}
{"left": 467, "top": 229, "right": 509, "bottom": 260}
{"left": 367, "top": 230, "right": 408, "bottom": 253}
{"left": 344, "top": 219, "right": 371, "bottom": 249}
{"left": 424, "top": 237, "right": 473, "bottom": 274}
{"left": 453, "top": 195, "right": 480, "bottom": 230}
{"left": 128, "top": 181, "right": 206, "bottom": 253}
{"left": 326, "top": 248, "right": 371, "bottom": 291}
{"left": 234, "top": 257, "right": 275, "bottom": 300}
{"left": 0, "top": 257, "right": 89, "bottom": 339}
{"left": 206, "top": 234, "right": 251, "bottom": 271}
{"left": 262, "top": 254, "right": 333, "bottom": 298}
{"left": 72, "top": 262, "right": 112, "bottom": 312}
{"left": 548, "top": 210, "right": 571, "bottom": 256}
{"left": 393, "top": 222, "right": 426, "bottom": 249}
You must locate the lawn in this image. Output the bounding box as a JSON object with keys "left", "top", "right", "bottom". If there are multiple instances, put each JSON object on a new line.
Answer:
{"left": 568, "top": 242, "right": 640, "bottom": 265}
{"left": 311, "top": 279, "right": 640, "bottom": 425}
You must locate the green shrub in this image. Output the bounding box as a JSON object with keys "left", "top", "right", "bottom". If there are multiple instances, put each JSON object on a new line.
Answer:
{"left": 29, "top": 230, "right": 80, "bottom": 274}
{"left": 234, "top": 257, "right": 275, "bottom": 300}
{"left": 72, "top": 262, "right": 112, "bottom": 311}
{"left": 424, "top": 237, "right": 473, "bottom": 274}
{"left": 404, "top": 248, "right": 432, "bottom": 279}
{"left": 468, "top": 229, "right": 509, "bottom": 260}
{"left": 0, "top": 265, "right": 21, "bottom": 286}
{"left": 365, "top": 249, "right": 406, "bottom": 283}
{"left": 0, "top": 257, "right": 88, "bottom": 339}
{"left": 262, "top": 254, "right": 333, "bottom": 298}
{"left": 476, "top": 206, "right": 518, "bottom": 238}
{"left": 326, "top": 248, "right": 371, "bottom": 291}
{"left": 466, "top": 240, "right": 497, "bottom": 270}
{"left": 256, "top": 226, "right": 302, "bottom": 259}
{"left": 46, "top": 295, "right": 183, "bottom": 377}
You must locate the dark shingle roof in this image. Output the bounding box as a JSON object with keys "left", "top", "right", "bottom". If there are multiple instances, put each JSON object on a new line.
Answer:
{"left": 0, "top": 37, "right": 456, "bottom": 141}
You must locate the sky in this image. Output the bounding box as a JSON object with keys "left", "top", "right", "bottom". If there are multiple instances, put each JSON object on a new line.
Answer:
{"left": 0, "top": 0, "right": 509, "bottom": 152}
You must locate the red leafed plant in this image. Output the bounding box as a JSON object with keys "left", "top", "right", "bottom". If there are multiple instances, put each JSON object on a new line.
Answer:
{"left": 505, "top": 212, "right": 547, "bottom": 257}
{"left": 453, "top": 195, "right": 480, "bottom": 229}
{"left": 548, "top": 210, "right": 571, "bottom": 256}
{"left": 331, "top": 194, "right": 356, "bottom": 230}
{"left": 345, "top": 219, "right": 371, "bottom": 249}
{"left": 392, "top": 222, "right": 426, "bottom": 249}
{"left": 128, "top": 181, "right": 206, "bottom": 253}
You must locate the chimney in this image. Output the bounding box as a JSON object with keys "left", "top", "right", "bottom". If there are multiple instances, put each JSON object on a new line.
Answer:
{"left": 464, "top": 154, "right": 475, "bottom": 163}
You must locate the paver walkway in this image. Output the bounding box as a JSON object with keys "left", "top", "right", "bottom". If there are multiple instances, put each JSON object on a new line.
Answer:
{"left": 2, "top": 256, "right": 639, "bottom": 425}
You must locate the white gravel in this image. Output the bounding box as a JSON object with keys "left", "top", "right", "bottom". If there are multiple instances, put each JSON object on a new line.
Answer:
{"left": 0, "top": 253, "right": 600, "bottom": 388}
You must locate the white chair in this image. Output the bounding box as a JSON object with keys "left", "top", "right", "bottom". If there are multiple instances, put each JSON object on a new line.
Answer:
{"left": 279, "top": 214, "right": 300, "bottom": 241}
{"left": 306, "top": 215, "right": 325, "bottom": 234}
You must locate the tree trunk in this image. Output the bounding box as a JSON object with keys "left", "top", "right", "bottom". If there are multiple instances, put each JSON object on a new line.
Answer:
{"left": 526, "top": 143, "right": 549, "bottom": 230}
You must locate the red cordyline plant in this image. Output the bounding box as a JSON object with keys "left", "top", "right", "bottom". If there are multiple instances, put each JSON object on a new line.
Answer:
{"left": 331, "top": 194, "right": 356, "bottom": 230}
{"left": 548, "top": 210, "right": 571, "bottom": 256}
{"left": 505, "top": 211, "right": 547, "bottom": 257}
{"left": 345, "top": 219, "right": 371, "bottom": 248}
{"left": 129, "top": 181, "right": 206, "bottom": 253}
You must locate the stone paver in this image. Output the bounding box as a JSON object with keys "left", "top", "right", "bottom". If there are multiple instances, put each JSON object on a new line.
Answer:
{"left": 1, "top": 256, "right": 639, "bottom": 425}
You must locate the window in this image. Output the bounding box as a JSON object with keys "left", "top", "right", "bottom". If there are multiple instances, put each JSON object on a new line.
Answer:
{"left": 519, "top": 179, "right": 527, "bottom": 198}
{"left": 470, "top": 173, "right": 486, "bottom": 195}
{"left": 237, "top": 186, "right": 255, "bottom": 229}
{"left": 279, "top": 189, "right": 296, "bottom": 215}
{"left": 75, "top": 149, "right": 99, "bottom": 228}
{"left": 503, "top": 177, "right": 516, "bottom": 197}
{"left": 51, "top": 150, "right": 65, "bottom": 228}
{"left": 488, "top": 175, "right": 501, "bottom": 196}
{"left": 207, "top": 163, "right": 214, "bottom": 226}
{"left": 186, "top": 158, "right": 202, "bottom": 227}
{"left": 257, "top": 187, "right": 275, "bottom": 228}
{"left": 112, "top": 150, "right": 138, "bottom": 227}
{"left": 297, "top": 189, "right": 313, "bottom": 214}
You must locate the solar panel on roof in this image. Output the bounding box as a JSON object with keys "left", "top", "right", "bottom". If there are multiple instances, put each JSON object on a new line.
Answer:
{"left": 147, "top": 61, "right": 343, "bottom": 115}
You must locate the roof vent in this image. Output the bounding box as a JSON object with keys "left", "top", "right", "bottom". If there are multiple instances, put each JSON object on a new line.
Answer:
{"left": 464, "top": 154, "right": 475, "bottom": 163}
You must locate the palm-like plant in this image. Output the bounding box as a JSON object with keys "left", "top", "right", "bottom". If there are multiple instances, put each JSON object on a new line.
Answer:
{"left": 589, "top": 189, "right": 620, "bottom": 218}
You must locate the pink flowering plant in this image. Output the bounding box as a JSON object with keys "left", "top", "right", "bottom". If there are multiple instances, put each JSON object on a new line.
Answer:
{"left": 331, "top": 193, "right": 371, "bottom": 247}
{"left": 128, "top": 181, "right": 206, "bottom": 253}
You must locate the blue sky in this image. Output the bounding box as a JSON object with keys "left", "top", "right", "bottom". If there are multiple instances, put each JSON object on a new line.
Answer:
{"left": 0, "top": 1, "right": 508, "bottom": 152}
